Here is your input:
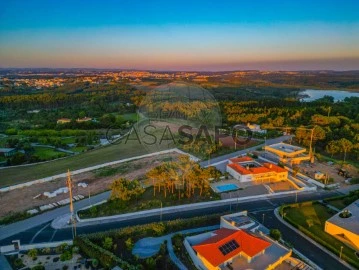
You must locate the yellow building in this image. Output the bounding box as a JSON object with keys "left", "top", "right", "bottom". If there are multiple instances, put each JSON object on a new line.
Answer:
{"left": 264, "top": 142, "right": 310, "bottom": 165}
{"left": 325, "top": 199, "right": 359, "bottom": 250}
{"left": 57, "top": 118, "right": 71, "bottom": 124}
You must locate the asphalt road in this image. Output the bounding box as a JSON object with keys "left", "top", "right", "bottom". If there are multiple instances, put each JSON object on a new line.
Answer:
{"left": 200, "top": 135, "right": 292, "bottom": 170}
{"left": 0, "top": 134, "right": 291, "bottom": 242}
{"left": 0, "top": 189, "right": 350, "bottom": 270}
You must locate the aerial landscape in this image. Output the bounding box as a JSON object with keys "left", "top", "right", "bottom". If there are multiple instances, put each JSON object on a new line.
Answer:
{"left": 0, "top": 1, "right": 359, "bottom": 270}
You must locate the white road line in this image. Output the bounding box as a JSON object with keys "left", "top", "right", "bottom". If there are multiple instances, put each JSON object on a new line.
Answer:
{"left": 30, "top": 223, "right": 50, "bottom": 244}
{"left": 49, "top": 229, "right": 57, "bottom": 242}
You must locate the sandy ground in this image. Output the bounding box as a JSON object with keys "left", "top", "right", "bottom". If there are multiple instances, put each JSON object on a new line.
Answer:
{"left": 267, "top": 180, "right": 297, "bottom": 192}
{"left": 0, "top": 153, "right": 179, "bottom": 217}
{"left": 298, "top": 161, "right": 359, "bottom": 185}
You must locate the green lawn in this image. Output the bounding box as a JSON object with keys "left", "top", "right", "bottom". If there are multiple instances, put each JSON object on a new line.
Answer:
{"left": 326, "top": 199, "right": 347, "bottom": 210}
{"left": 282, "top": 202, "right": 359, "bottom": 268}
{"left": 69, "top": 146, "right": 87, "bottom": 153}
{"left": 0, "top": 140, "right": 152, "bottom": 188}
{"left": 61, "top": 136, "right": 76, "bottom": 144}
{"left": 33, "top": 146, "right": 68, "bottom": 160}
{"left": 78, "top": 187, "right": 220, "bottom": 219}
{"left": 122, "top": 113, "right": 138, "bottom": 122}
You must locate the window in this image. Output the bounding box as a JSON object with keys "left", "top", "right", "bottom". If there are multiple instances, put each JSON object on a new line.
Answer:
{"left": 218, "top": 240, "right": 240, "bottom": 255}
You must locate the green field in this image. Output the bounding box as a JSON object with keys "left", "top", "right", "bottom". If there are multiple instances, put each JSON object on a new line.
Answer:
{"left": 33, "top": 146, "right": 68, "bottom": 160}
{"left": 282, "top": 202, "right": 359, "bottom": 268}
{"left": 0, "top": 140, "right": 155, "bottom": 188}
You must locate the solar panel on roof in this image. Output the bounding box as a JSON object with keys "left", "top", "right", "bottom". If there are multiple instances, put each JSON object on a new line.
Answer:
{"left": 218, "top": 239, "right": 239, "bottom": 255}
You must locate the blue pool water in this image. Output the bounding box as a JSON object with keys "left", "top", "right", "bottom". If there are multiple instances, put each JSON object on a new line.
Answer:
{"left": 216, "top": 183, "right": 239, "bottom": 192}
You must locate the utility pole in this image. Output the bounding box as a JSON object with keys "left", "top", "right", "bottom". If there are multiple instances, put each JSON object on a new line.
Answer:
{"left": 66, "top": 170, "right": 77, "bottom": 239}
{"left": 309, "top": 127, "right": 315, "bottom": 159}
{"left": 234, "top": 129, "right": 237, "bottom": 150}
{"left": 262, "top": 213, "right": 265, "bottom": 224}
{"left": 295, "top": 191, "right": 298, "bottom": 203}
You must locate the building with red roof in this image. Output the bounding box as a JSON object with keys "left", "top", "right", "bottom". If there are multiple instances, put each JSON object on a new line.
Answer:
{"left": 185, "top": 212, "right": 294, "bottom": 270}
{"left": 226, "top": 156, "right": 288, "bottom": 183}
{"left": 193, "top": 228, "right": 271, "bottom": 268}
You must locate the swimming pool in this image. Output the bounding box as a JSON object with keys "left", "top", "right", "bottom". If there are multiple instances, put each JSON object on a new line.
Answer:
{"left": 216, "top": 183, "right": 239, "bottom": 192}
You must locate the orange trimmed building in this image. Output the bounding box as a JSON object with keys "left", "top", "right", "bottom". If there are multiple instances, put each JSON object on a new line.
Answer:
{"left": 193, "top": 228, "right": 271, "bottom": 268}
{"left": 189, "top": 227, "right": 292, "bottom": 269}
{"left": 226, "top": 156, "right": 288, "bottom": 183}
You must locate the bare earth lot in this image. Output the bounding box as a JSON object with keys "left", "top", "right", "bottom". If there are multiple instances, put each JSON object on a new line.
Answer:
{"left": 0, "top": 153, "right": 179, "bottom": 217}
{"left": 299, "top": 161, "right": 359, "bottom": 185}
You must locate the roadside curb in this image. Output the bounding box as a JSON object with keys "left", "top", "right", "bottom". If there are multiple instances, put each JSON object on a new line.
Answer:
{"left": 273, "top": 207, "right": 355, "bottom": 270}
{"left": 52, "top": 189, "right": 312, "bottom": 229}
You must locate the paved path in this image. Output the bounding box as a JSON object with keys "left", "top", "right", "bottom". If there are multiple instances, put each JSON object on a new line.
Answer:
{"left": 273, "top": 208, "right": 354, "bottom": 270}
{"left": 133, "top": 225, "right": 219, "bottom": 269}
{"left": 0, "top": 191, "right": 110, "bottom": 241}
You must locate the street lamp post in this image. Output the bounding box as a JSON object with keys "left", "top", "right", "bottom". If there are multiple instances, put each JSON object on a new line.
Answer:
{"left": 262, "top": 213, "right": 265, "bottom": 224}
{"left": 340, "top": 246, "right": 343, "bottom": 260}
{"left": 295, "top": 191, "right": 298, "bottom": 203}
{"left": 88, "top": 186, "right": 91, "bottom": 206}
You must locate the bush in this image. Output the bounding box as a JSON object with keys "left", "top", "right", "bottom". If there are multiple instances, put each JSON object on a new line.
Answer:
{"left": 270, "top": 229, "right": 281, "bottom": 240}
{"left": 27, "top": 249, "right": 38, "bottom": 259}
{"left": 102, "top": 237, "right": 113, "bottom": 250}
{"left": 14, "top": 258, "right": 23, "bottom": 268}
{"left": 60, "top": 251, "right": 72, "bottom": 261}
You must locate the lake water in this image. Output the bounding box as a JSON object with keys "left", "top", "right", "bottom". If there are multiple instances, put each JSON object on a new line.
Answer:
{"left": 301, "top": 89, "right": 359, "bottom": 102}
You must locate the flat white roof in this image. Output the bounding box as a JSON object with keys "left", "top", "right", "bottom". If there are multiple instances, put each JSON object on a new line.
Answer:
{"left": 266, "top": 142, "right": 305, "bottom": 153}
{"left": 327, "top": 199, "right": 359, "bottom": 235}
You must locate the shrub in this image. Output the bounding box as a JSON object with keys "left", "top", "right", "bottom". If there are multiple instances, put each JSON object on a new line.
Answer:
{"left": 102, "top": 237, "right": 113, "bottom": 250}
{"left": 270, "top": 229, "right": 281, "bottom": 240}
{"left": 60, "top": 251, "right": 72, "bottom": 261}
{"left": 14, "top": 258, "right": 23, "bottom": 268}
{"left": 27, "top": 249, "right": 38, "bottom": 259}
{"left": 125, "top": 237, "right": 133, "bottom": 251}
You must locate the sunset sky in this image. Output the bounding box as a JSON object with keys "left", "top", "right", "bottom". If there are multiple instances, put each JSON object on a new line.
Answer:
{"left": 1, "top": 0, "right": 359, "bottom": 71}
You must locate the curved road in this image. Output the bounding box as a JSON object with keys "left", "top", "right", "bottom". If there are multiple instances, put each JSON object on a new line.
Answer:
{"left": 0, "top": 190, "right": 350, "bottom": 269}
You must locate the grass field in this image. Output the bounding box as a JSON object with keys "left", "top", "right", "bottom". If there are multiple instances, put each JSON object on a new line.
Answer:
{"left": 33, "top": 146, "right": 68, "bottom": 160}
{"left": 282, "top": 202, "right": 359, "bottom": 268}
{"left": 0, "top": 140, "right": 155, "bottom": 188}
{"left": 325, "top": 199, "right": 347, "bottom": 210}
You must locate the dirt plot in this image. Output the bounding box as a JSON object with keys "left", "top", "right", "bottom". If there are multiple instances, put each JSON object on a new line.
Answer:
{"left": 0, "top": 153, "right": 179, "bottom": 217}
{"left": 219, "top": 136, "right": 261, "bottom": 149}
{"left": 267, "top": 180, "right": 297, "bottom": 192}
{"left": 298, "top": 161, "right": 359, "bottom": 185}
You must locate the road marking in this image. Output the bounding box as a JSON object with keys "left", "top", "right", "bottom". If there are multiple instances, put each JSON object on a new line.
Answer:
{"left": 30, "top": 223, "right": 50, "bottom": 244}
{"left": 250, "top": 207, "right": 274, "bottom": 214}
{"left": 49, "top": 229, "right": 57, "bottom": 242}
{"left": 266, "top": 199, "right": 277, "bottom": 207}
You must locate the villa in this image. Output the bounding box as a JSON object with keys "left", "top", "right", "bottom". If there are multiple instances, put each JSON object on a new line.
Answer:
{"left": 184, "top": 212, "right": 296, "bottom": 270}
{"left": 247, "top": 123, "right": 267, "bottom": 134}
{"left": 226, "top": 156, "right": 288, "bottom": 183}
{"left": 57, "top": 118, "right": 71, "bottom": 124}
{"left": 325, "top": 199, "right": 359, "bottom": 250}
{"left": 264, "top": 142, "right": 311, "bottom": 165}
{"left": 76, "top": 117, "right": 93, "bottom": 123}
